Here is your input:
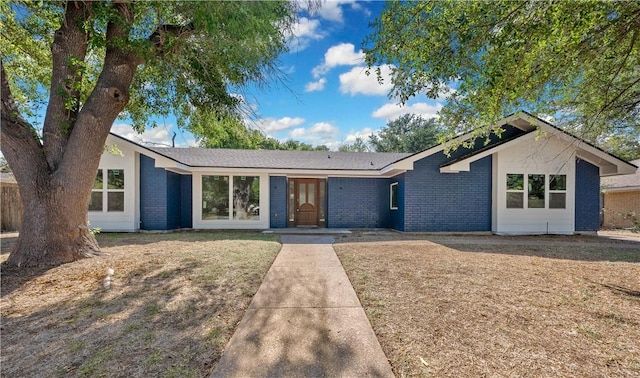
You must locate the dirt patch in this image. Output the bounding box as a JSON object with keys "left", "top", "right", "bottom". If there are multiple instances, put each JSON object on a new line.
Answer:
{"left": 1, "top": 232, "right": 280, "bottom": 377}
{"left": 335, "top": 232, "right": 640, "bottom": 377}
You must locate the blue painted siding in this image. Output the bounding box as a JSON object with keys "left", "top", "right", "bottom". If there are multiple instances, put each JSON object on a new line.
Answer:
{"left": 575, "top": 159, "right": 600, "bottom": 231}
{"left": 389, "top": 174, "right": 405, "bottom": 231}
{"left": 166, "top": 172, "right": 182, "bottom": 230}
{"left": 402, "top": 154, "right": 492, "bottom": 232}
{"left": 140, "top": 154, "right": 191, "bottom": 230}
{"left": 181, "top": 175, "right": 193, "bottom": 229}
{"left": 140, "top": 155, "right": 168, "bottom": 230}
{"left": 270, "top": 176, "right": 287, "bottom": 228}
{"left": 327, "top": 177, "right": 390, "bottom": 228}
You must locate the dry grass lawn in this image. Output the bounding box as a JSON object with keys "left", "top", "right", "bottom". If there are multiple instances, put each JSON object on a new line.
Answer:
{"left": 335, "top": 232, "right": 640, "bottom": 377}
{"left": 1, "top": 231, "right": 280, "bottom": 378}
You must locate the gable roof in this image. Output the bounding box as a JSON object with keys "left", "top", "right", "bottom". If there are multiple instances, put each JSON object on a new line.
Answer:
{"left": 435, "top": 111, "right": 637, "bottom": 176}
{"left": 107, "top": 110, "right": 636, "bottom": 177}
{"left": 145, "top": 147, "right": 410, "bottom": 171}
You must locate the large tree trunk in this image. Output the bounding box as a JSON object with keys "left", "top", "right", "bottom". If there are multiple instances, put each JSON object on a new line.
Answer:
{"left": 1, "top": 1, "right": 140, "bottom": 268}
{"left": 6, "top": 179, "right": 101, "bottom": 267}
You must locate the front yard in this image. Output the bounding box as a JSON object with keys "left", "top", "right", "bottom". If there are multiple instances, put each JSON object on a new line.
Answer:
{"left": 1, "top": 232, "right": 280, "bottom": 377}
{"left": 335, "top": 232, "right": 640, "bottom": 377}
{"left": 2, "top": 230, "right": 639, "bottom": 377}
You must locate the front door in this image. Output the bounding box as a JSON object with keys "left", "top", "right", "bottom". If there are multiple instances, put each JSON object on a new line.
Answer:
{"left": 295, "top": 179, "right": 318, "bottom": 226}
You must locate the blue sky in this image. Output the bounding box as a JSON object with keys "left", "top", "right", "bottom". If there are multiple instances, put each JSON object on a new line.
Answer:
{"left": 112, "top": 1, "right": 446, "bottom": 149}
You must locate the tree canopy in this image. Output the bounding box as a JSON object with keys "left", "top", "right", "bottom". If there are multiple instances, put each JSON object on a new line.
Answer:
{"left": 364, "top": 1, "right": 640, "bottom": 146}
{"left": 2, "top": 1, "right": 296, "bottom": 131}
{"left": 369, "top": 114, "right": 443, "bottom": 153}
{"left": 0, "top": 1, "right": 305, "bottom": 267}
{"left": 190, "top": 109, "right": 329, "bottom": 150}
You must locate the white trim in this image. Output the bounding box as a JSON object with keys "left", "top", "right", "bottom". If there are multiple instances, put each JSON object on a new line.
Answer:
{"left": 89, "top": 135, "right": 139, "bottom": 232}
{"left": 106, "top": 111, "right": 635, "bottom": 179}
{"left": 390, "top": 182, "right": 399, "bottom": 210}
{"left": 602, "top": 187, "right": 640, "bottom": 193}
{"left": 192, "top": 172, "right": 270, "bottom": 229}
{"left": 440, "top": 132, "right": 538, "bottom": 173}
{"left": 493, "top": 137, "right": 576, "bottom": 235}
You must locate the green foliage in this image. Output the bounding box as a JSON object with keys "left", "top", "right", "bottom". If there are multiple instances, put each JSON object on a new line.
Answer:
{"left": 369, "top": 114, "right": 444, "bottom": 153}
{"left": 192, "top": 108, "right": 329, "bottom": 151}
{"left": 595, "top": 132, "right": 640, "bottom": 161}
{"left": 3, "top": 1, "right": 296, "bottom": 132}
{"left": 365, "top": 1, "right": 640, "bottom": 146}
{"left": 339, "top": 137, "right": 371, "bottom": 152}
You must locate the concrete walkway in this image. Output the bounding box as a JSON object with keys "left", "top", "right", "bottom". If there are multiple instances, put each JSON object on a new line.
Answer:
{"left": 211, "top": 235, "right": 394, "bottom": 378}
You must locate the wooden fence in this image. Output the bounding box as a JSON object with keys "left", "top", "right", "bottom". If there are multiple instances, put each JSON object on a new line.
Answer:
{"left": 1, "top": 182, "right": 22, "bottom": 232}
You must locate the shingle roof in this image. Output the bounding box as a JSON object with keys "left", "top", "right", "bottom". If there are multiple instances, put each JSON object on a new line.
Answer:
{"left": 602, "top": 159, "right": 640, "bottom": 190}
{"left": 147, "top": 147, "right": 411, "bottom": 170}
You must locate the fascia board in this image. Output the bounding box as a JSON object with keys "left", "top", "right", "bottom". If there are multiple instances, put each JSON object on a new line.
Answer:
{"left": 440, "top": 132, "right": 538, "bottom": 173}
{"left": 602, "top": 186, "right": 640, "bottom": 193}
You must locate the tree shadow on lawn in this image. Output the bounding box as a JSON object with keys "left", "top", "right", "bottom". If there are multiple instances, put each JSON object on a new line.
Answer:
{"left": 0, "top": 231, "right": 278, "bottom": 296}
{"left": 335, "top": 232, "right": 640, "bottom": 263}
{"left": 96, "top": 230, "right": 277, "bottom": 248}
{"left": 1, "top": 237, "right": 279, "bottom": 377}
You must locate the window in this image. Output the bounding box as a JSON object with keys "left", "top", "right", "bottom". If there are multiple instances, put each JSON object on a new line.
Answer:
{"left": 506, "top": 174, "right": 524, "bottom": 208}
{"left": 506, "top": 173, "right": 567, "bottom": 209}
{"left": 89, "top": 169, "right": 125, "bottom": 212}
{"left": 202, "top": 175, "right": 260, "bottom": 221}
{"left": 549, "top": 174, "right": 567, "bottom": 209}
{"left": 202, "top": 175, "right": 229, "bottom": 220}
{"left": 390, "top": 182, "right": 398, "bottom": 210}
{"left": 528, "top": 174, "right": 545, "bottom": 208}
{"left": 288, "top": 180, "right": 295, "bottom": 222}
{"left": 233, "top": 176, "right": 260, "bottom": 220}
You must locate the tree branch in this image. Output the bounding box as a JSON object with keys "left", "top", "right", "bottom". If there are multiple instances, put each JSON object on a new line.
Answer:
{"left": 42, "top": 0, "right": 90, "bottom": 171}
{"left": 149, "top": 22, "right": 195, "bottom": 57}
{"left": 57, "top": 1, "right": 139, "bottom": 185}
{"left": 0, "top": 60, "right": 50, "bottom": 192}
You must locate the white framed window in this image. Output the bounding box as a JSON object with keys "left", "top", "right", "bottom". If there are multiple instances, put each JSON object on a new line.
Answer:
{"left": 506, "top": 173, "right": 524, "bottom": 208}
{"left": 202, "top": 175, "right": 260, "bottom": 221}
{"left": 390, "top": 182, "right": 398, "bottom": 210}
{"left": 506, "top": 173, "right": 567, "bottom": 209}
{"left": 549, "top": 174, "right": 567, "bottom": 209}
{"left": 89, "top": 169, "right": 125, "bottom": 212}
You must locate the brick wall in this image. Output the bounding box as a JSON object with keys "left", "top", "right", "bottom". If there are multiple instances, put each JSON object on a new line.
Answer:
{"left": 140, "top": 154, "right": 191, "bottom": 230}
{"left": 327, "top": 177, "right": 391, "bottom": 228}
{"left": 166, "top": 171, "right": 182, "bottom": 230}
{"left": 269, "top": 176, "right": 287, "bottom": 228}
{"left": 602, "top": 190, "right": 639, "bottom": 229}
{"left": 575, "top": 159, "right": 600, "bottom": 231}
{"left": 403, "top": 154, "right": 492, "bottom": 232}
{"left": 389, "top": 174, "right": 405, "bottom": 231}
{"left": 140, "top": 155, "right": 168, "bottom": 230}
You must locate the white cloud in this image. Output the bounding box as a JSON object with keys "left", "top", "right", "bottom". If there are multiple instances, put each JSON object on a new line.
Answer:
{"left": 371, "top": 102, "right": 444, "bottom": 121}
{"left": 304, "top": 78, "right": 327, "bottom": 92}
{"left": 315, "top": 0, "right": 368, "bottom": 23}
{"left": 316, "top": 1, "right": 345, "bottom": 22}
{"left": 288, "top": 17, "right": 325, "bottom": 52}
{"left": 289, "top": 128, "right": 307, "bottom": 139}
{"left": 255, "top": 117, "right": 305, "bottom": 133}
{"left": 312, "top": 43, "right": 365, "bottom": 78}
{"left": 309, "top": 122, "right": 339, "bottom": 135}
{"left": 344, "top": 127, "right": 376, "bottom": 144}
{"left": 110, "top": 123, "right": 197, "bottom": 147}
{"left": 339, "top": 65, "right": 394, "bottom": 96}
{"left": 287, "top": 122, "right": 340, "bottom": 148}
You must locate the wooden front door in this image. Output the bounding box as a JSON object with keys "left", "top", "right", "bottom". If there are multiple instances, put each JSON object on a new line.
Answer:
{"left": 295, "top": 179, "right": 318, "bottom": 226}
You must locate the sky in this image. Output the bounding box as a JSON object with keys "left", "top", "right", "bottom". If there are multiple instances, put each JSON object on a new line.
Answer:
{"left": 112, "top": 1, "right": 446, "bottom": 150}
